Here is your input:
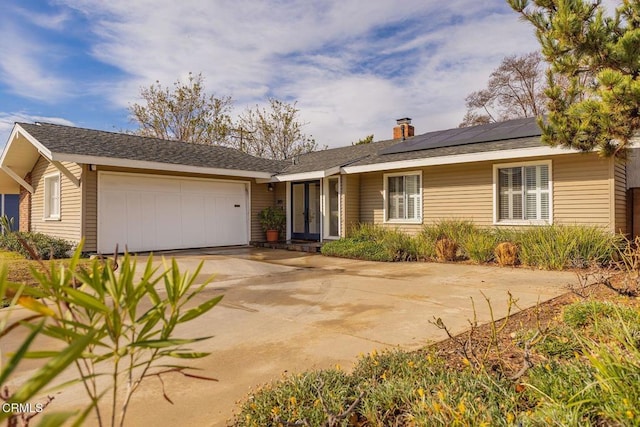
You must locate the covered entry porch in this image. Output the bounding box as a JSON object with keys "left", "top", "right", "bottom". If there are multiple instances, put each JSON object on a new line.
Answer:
{"left": 258, "top": 173, "right": 347, "bottom": 243}
{"left": 288, "top": 176, "right": 340, "bottom": 242}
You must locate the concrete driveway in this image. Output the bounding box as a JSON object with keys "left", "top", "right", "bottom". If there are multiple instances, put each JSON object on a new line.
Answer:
{"left": 4, "top": 247, "right": 574, "bottom": 426}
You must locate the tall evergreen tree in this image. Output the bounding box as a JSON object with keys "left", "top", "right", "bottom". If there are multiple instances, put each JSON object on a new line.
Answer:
{"left": 508, "top": 0, "right": 640, "bottom": 159}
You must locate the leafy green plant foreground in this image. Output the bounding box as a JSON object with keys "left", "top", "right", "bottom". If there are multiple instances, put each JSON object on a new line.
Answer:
{"left": 234, "top": 295, "right": 640, "bottom": 426}
{"left": 0, "top": 242, "right": 223, "bottom": 426}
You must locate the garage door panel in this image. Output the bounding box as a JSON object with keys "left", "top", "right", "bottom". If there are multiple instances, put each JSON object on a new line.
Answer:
{"left": 204, "top": 196, "right": 219, "bottom": 244}
{"left": 215, "top": 195, "right": 247, "bottom": 245}
{"left": 99, "top": 191, "right": 128, "bottom": 253}
{"left": 125, "top": 193, "right": 143, "bottom": 251}
{"left": 154, "top": 194, "right": 183, "bottom": 250}
{"left": 181, "top": 194, "right": 206, "bottom": 247}
{"left": 140, "top": 193, "right": 157, "bottom": 250}
{"left": 98, "top": 173, "right": 249, "bottom": 253}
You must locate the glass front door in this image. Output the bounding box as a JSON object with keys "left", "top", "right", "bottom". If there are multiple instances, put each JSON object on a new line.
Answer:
{"left": 292, "top": 181, "right": 321, "bottom": 240}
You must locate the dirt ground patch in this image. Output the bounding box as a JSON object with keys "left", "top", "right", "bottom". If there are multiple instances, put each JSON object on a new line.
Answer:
{"left": 431, "top": 275, "right": 640, "bottom": 377}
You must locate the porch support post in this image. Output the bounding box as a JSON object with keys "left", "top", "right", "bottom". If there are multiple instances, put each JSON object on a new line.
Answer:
{"left": 49, "top": 161, "right": 80, "bottom": 187}
{"left": 0, "top": 166, "right": 34, "bottom": 193}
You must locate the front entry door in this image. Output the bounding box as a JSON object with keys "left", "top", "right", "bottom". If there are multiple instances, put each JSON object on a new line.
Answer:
{"left": 292, "top": 181, "right": 320, "bottom": 240}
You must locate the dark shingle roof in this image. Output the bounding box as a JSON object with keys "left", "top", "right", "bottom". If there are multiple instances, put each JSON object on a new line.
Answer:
{"left": 18, "top": 122, "right": 286, "bottom": 174}
{"left": 349, "top": 136, "right": 543, "bottom": 167}
{"left": 18, "top": 117, "right": 547, "bottom": 176}
{"left": 279, "top": 138, "right": 400, "bottom": 175}
{"left": 280, "top": 117, "right": 544, "bottom": 173}
{"left": 380, "top": 117, "right": 542, "bottom": 155}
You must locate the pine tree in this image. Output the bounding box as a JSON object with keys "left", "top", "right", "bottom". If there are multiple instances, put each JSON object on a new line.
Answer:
{"left": 508, "top": 0, "right": 640, "bottom": 159}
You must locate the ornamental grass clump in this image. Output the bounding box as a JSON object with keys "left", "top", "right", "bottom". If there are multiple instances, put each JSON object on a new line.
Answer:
{"left": 514, "top": 225, "right": 617, "bottom": 270}
{"left": 494, "top": 241, "right": 518, "bottom": 267}
{"left": 464, "top": 230, "right": 498, "bottom": 263}
{"left": 435, "top": 238, "right": 457, "bottom": 262}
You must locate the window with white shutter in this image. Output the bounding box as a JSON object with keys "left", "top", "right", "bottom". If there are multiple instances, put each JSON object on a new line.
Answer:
{"left": 384, "top": 172, "right": 422, "bottom": 223}
{"left": 496, "top": 163, "right": 550, "bottom": 223}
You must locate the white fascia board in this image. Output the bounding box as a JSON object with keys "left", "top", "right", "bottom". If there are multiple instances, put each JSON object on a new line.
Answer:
{"left": 1, "top": 124, "right": 53, "bottom": 165}
{"left": 269, "top": 166, "right": 341, "bottom": 182}
{"left": 50, "top": 153, "right": 273, "bottom": 179}
{"left": 341, "top": 145, "right": 581, "bottom": 174}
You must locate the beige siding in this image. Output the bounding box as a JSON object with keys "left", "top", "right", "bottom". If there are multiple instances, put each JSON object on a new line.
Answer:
{"left": 82, "top": 166, "right": 98, "bottom": 251}
{"left": 553, "top": 154, "right": 612, "bottom": 230}
{"left": 31, "top": 158, "right": 82, "bottom": 243}
{"left": 359, "top": 163, "right": 492, "bottom": 235}
{"left": 341, "top": 175, "right": 360, "bottom": 237}
{"left": 274, "top": 182, "right": 287, "bottom": 217}
{"left": 626, "top": 147, "right": 640, "bottom": 188}
{"left": 357, "top": 153, "right": 616, "bottom": 235}
{"left": 423, "top": 163, "right": 493, "bottom": 227}
{"left": 359, "top": 172, "right": 382, "bottom": 225}
{"left": 251, "top": 181, "right": 277, "bottom": 242}
{"left": 614, "top": 160, "right": 627, "bottom": 234}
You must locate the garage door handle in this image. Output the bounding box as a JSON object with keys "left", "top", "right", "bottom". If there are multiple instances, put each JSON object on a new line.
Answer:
{"left": 234, "top": 204, "right": 241, "bottom": 207}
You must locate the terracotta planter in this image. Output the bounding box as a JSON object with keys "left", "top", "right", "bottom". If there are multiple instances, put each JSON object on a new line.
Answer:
{"left": 266, "top": 229, "right": 279, "bottom": 243}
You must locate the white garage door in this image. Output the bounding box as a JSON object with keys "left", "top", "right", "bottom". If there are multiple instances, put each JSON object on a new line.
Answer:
{"left": 98, "top": 173, "right": 249, "bottom": 253}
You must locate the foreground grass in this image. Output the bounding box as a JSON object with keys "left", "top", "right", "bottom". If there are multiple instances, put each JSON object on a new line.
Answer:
{"left": 0, "top": 250, "right": 42, "bottom": 286}
{"left": 233, "top": 286, "right": 640, "bottom": 426}
{"left": 0, "top": 250, "right": 92, "bottom": 305}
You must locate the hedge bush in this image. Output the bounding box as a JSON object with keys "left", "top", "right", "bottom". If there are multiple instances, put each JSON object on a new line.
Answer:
{"left": 322, "top": 221, "right": 619, "bottom": 269}
{"left": 0, "top": 231, "right": 73, "bottom": 259}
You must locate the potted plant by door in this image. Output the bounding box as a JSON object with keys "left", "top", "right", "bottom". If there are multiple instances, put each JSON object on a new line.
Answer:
{"left": 258, "top": 206, "right": 285, "bottom": 243}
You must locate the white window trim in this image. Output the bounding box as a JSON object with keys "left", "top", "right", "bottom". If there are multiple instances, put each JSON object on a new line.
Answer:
{"left": 383, "top": 171, "right": 422, "bottom": 224}
{"left": 322, "top": 176, "right": 341, "bottom": 240}
{"left": 492, "top": 160, "right": 553, "bottom": 225}
{"left": 43, "top": 172, "right": 61, "bottom": 221}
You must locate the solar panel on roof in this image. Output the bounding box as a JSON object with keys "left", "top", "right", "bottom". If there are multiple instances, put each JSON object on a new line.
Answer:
{"left": 380, "top": 117, "right": 542, "bottom": 155}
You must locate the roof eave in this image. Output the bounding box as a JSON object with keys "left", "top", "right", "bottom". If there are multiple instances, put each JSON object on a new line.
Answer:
{"left": 264, "top": 166, "right": 342, "bottom": 182}
{"left": 52, "top": 153, "right": 274, "bottom": 179}
{"left": 341, "top": 145, "right": 582, "bottom": 174}
{"left": 0, "top": 124, "right": 53, "bottom": 193}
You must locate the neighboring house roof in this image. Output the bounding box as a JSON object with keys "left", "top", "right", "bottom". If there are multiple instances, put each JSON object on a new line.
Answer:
{"left": 16, "top": 122, "right": 286, "bottom": 175}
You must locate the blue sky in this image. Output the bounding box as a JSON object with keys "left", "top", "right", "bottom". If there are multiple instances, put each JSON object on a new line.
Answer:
{"left": 0, "top": 0, "right": 548, "bottom": 148}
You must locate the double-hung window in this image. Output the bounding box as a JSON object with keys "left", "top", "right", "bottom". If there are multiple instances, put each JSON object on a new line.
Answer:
{"left": 496, "top": 163, "right": 550, "bottom": 223}
{"left": 44, "top": 173, "right": 61, "bottom": 220}
{"left": 384, "top": 172, "right": 421, "bottom": 222}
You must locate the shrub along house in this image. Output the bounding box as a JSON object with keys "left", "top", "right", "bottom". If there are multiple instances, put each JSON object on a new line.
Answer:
{"left": 0, "top": 117, "right": 637, "bottom": 253}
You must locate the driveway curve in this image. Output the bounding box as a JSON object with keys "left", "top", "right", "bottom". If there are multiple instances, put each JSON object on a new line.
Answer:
{"left": 5, "top": 247, "right": 574, "bottom": 426}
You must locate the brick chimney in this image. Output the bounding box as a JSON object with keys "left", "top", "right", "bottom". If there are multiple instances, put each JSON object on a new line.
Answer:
{"left": 393, "top": 117, "right": 414, "bottom": 140}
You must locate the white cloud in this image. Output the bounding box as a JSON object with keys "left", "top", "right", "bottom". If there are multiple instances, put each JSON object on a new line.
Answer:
{"left": 14, "top": 7, "right": 71, "bottom": 31}
{"left": 46, "top": 1, "right": 541, "bottom": 146}
{"left": 0, "top": 20, "right": 72, "bottom": 101}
